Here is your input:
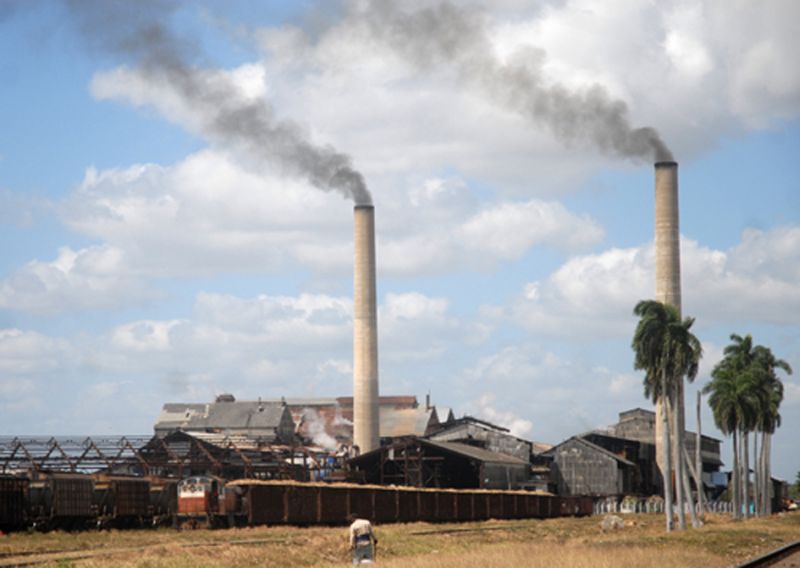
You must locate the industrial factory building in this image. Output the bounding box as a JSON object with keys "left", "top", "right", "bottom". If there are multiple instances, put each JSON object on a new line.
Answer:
{"left": 154, "top": 396, "right": 296, "bottom": 443}
{"left": 607, "top": 408, "right": 725, "bottom": 495}
{"left": 137, "top": 430, "right": 307, "bottom": 480}
{"left": 544, "top": 436, "right": 637, "bottom": 496}
{"left": 154, "top": 394, "right": 441, "bottom": 450}
{"left": 428, "top": 415, "right": 534, "bottom": 462}
{"left": 349, "top": 437, "right": 531, "bottom": 490}
{"left": 545, "top": 409, "right": 725, "bottom": 498}
{"left": 150, "top": 395, "right": 729, "bottom": 501}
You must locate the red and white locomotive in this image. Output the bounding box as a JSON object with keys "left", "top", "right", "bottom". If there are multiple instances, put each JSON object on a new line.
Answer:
{"left": 176, "top": 475, "right": 241, "bottom": 528}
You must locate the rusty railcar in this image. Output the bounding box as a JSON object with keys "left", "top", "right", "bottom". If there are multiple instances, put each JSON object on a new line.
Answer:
{"left": 0, "top": 475, "right": 28, "bottom": 532}
{"left": 28, "top": 473, "right": 95, "bottom": 530}
{"left": 94, "top": 476, "right": 151, "bottom": 527}
{"left": 150, "top": 478, "right": 178, "bottom": 525}
{"left": 229, "top": 481, "right": 582, "bottom": 527}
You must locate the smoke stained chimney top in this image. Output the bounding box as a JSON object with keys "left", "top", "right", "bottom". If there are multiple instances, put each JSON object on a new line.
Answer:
{"left": 655, "top": 161, "right": 678, "bottom": 168}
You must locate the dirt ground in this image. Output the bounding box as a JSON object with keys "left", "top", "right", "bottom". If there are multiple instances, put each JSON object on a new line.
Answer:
{"left": 1, "top": 511, "right": 798, "bottom": 567}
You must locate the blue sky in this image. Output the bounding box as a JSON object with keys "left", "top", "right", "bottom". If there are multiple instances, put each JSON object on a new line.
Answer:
{"left": 1, "top": 1, "right": 799, "bottom": 481}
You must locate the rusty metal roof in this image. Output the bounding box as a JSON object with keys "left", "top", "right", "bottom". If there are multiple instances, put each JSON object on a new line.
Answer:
{"left": 380, "top": 407, "right": 438, "bottom": 437}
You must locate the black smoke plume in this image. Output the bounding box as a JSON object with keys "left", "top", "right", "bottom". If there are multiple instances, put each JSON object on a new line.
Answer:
{"left": 361, "top": 2, "right": 673, "bottom": 162}
{"left": 67, "top": 0, "right": 372, "bottom": 205}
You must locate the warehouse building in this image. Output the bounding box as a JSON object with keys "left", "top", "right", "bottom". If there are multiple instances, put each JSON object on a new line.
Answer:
{"left": 349, "top": 436, "right": 531, "bottom": 489}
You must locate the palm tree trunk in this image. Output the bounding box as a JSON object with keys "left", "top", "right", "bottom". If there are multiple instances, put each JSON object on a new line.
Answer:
{"left": 674, "top": 383, "right": 687, "bottom": 529}
{"left": 732, "top": 430, "right": 740, "bottom": 520}
{"left": 742, "top": 430, "right": 751, "bottom": 519}
{"left": 681, "top": 447, "right": 699, "bottom": 527}
{"left": 765, "top": 433, "right": 772, "bottom": 515}
{"left": 762, "top": 434, "right": 768, "bottom": 515}
{"left": 661, "top": 372, "right": 673, "bottom": 532}
{"left": 759, "top": 432, "right": 771, "bottom": 516}
{"left": 655, "top": 399, "right": 665, "bottom": 498}
{"left": 753, "top": 433, "right": 760, "bottom": 516}
{"left": 683, "top": 446, "right": 702, "bottom": 525}
{"left": 696, "top": 391, "right": 705, "bottom": 520}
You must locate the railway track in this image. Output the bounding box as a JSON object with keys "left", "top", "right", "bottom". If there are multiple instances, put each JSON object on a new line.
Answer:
{"left": 736, "top": 540, "right": 800, "bottom": 568}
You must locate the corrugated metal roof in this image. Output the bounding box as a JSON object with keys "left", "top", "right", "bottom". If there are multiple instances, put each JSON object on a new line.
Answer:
{"left": 544, "top": 436, "right": 636, "bottom": 467}
{"left": 183, "top": 431, "right": 283, "bottom": 451}
{"left": 155, "top": 401, "right": 288, "bottom": 436}
{"left": 154, "top": 404, "right": 207, "bottom": 431}
{"left": 380, "top": 407, "right": 436, "bottom": 437}
{"left": 188, "top": 401, "right": 287, "bottom": 431}
{"left": 422, "top": 439, "right": 529, "bottom": 466}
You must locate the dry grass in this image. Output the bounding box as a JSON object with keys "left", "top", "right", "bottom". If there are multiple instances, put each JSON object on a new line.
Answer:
{"left": 371, "top": 541, "right": 725, "bottom": 568}
{"left": 1, "top": 511, "right": 798, "bottom": 567}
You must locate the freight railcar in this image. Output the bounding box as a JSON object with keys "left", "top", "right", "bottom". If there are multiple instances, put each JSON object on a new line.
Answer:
{"left": 93, "top": 476, "right": 151, "bottom": 528}
{"left": 5, "top": 474, "right": 597, "bottom": 532}
{"left": 0, "top": 475, "right": 28, "bottom": 532}
{"left": 227, "top": 481, "right": 583, "bottom": 526}
{"left": 28, "top": 473, "right": 95, "bottom": 530}
{"left": 150, "top": 478, "right": 178, "bottom": 526}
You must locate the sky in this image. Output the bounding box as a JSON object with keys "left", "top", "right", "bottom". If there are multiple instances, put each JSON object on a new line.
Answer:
{"left": 1, "top": 1, "right": 798, "bottom": 480}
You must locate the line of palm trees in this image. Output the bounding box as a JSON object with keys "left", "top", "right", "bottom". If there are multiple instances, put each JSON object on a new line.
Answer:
{"left": 704, "top": 333, "right": 791, "bottom": 519}
{"left": 631, "top": 300, "right": 792, "bottom": 531}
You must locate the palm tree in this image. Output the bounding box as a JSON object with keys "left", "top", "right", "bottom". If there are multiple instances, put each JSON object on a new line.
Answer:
{"left": 752, "top": 345, "right": 791, "bottom": 514}
{"left": 723, "top": 334, "right": 759, "bottom": 517}
{"left": 704, "top": 334, "right": 783, "bottom": 519}
{"left": 632, "top": 300, "right": 702, "bottom": 531}
{"left": 704, "top": 365, "right": 747, "bottom": 519}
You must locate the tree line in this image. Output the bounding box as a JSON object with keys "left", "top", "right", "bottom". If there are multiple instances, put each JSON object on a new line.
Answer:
{"left": 632, "top": 300, "right": 792, "bottom": 531}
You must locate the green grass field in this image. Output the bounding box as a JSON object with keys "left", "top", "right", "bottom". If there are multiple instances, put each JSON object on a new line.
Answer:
{"left": 1, "top": 511, "right": 798, "bottom": 567}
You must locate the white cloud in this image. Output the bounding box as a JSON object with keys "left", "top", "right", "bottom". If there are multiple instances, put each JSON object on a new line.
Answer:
{"left": 380, "top": 292, "right": 464, "bottom": 362}
{"left": 0, "top": 149, "right": 611, "bottom": 316}
{"left": 62, "top": 152, "right": 351, "bottom": 278}
{"left": 475, "top": 393, "right": 533, "bottom": 438}
{"left": 460, "top": 200, "right": 603, "bottom": 257}
{"left": 74, "top": 289, "right": 471, "bottom": 402}
{"left": 0, "top": 328, "right": 72, "bottom": 375}
{"left": 252, "top": 0, "right": 800, "bottom": 169}
{"left": 0, "top": 330, "right": 72, "bottom": 420}
{"left": 0, "top": 245, "right": 156, "bottom": 315}
{"left": 498, "top": 226, "right": 800, "bottom": 339}
{"left": 459, "top": 344, "right": 647, "bottom": 443}
{"left": 111, "top": 320, "right": 184, "bottom": 352}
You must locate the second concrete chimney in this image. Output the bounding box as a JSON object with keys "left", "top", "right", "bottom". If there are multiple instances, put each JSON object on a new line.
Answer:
{"left": 353, "top": 205, "right": 379, "bottom": 453}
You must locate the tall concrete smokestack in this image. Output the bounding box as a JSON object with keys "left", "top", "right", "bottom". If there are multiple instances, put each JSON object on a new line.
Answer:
{"left": 654, "top": 161, "right": 681, "bottom": 312}
{"left": 653, "top": 161, "right": 681, "bottom": 488}
{"left": 353, "top": 205, "right": 379, "bottom": 453}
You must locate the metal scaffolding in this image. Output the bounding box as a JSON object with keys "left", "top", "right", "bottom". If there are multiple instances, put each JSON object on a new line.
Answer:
{"left": 0, "top": 433, "right": 319, "bottom": 480}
